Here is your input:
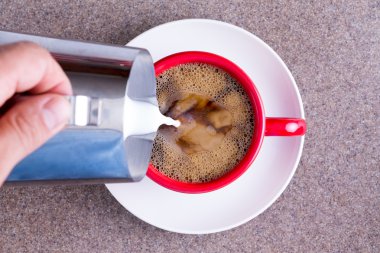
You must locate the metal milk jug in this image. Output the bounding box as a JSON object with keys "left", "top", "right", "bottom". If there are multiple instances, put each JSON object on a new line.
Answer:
{"left": 0, "top": 31, "right": 164, "bottom": 184}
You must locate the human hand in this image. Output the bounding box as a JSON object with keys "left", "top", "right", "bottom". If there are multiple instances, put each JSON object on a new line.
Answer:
{"left": 0, "top": 42, "right": 72, "bottom": 185}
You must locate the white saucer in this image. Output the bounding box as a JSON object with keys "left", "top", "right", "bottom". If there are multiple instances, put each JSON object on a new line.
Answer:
{"left": 106, "top": 19, "right": 305, "bottom": 234}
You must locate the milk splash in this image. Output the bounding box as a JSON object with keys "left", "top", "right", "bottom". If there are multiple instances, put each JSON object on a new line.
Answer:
{"left": 123, "top": 96, "right": 180, "bottom": 138}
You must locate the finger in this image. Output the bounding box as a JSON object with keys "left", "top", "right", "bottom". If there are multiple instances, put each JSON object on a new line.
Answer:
{"left": 0, "top": 93, "right": 70, "bottom": 185}
{"left": 0, "top": 41, "right": 72, "bottom": 107}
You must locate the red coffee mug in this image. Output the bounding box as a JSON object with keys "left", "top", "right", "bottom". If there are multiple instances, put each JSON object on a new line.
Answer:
{"left": 148, "top": 51, "right": 306, "bottom": 193}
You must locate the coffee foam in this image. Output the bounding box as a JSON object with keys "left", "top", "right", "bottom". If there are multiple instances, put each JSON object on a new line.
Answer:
{"left": 151, "top": 63, "right": 254, "bottom": 183}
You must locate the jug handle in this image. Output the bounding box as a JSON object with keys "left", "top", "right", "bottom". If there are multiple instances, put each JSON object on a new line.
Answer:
{"left": 65, "top": 95, "right": 102, "bottom": 127}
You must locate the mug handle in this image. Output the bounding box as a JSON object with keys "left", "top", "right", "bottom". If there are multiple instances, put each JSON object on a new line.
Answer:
{"left": 265, "top": 118, "right": 306, "bottom": 136}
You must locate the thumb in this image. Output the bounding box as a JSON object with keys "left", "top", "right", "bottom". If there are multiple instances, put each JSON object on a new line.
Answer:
{"left": 0, "top": 94, "right": 70, "bottom": 184}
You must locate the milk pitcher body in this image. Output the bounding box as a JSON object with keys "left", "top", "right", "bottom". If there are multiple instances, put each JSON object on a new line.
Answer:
{"left": 0, "top": 31, "right": 158, "bottom": 184}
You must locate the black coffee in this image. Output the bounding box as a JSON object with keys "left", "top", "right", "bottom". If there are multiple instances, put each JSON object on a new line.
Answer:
{"left": 151, "top": 63, "right": 254, "bottom": 183}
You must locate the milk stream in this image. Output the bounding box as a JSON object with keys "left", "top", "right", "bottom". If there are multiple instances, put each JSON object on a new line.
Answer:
{"left": 123, "top": 96, "right": 180, "bottom": 138}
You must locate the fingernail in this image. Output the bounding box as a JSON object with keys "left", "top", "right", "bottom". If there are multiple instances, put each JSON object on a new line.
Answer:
{"left": 42, "top": 96, "right": 70, "bottom": 130}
